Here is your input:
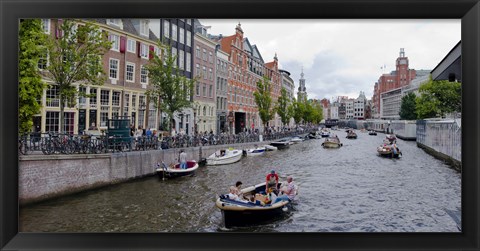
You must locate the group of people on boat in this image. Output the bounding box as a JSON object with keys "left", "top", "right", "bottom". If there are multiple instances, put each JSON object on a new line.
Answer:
{"left": 225, "top": 170, "right": 297, "bottom": 206}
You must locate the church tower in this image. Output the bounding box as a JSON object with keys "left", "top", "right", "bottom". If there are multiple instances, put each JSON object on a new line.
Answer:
{"left": 297, "top": 67, "right": 307, "bottom": 102}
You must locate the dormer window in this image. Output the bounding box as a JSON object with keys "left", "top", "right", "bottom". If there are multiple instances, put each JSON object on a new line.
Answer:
{"left": 107, "top": 19, "right": 121, "bottom": 27}
{"left": 140, "top": 20, "right": 149, "bottom": 36}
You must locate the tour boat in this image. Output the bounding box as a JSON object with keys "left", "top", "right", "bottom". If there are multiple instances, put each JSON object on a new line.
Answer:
{"left": 155, "top": 160, "right": 199, "bottom": 179}
{"left": 270, "top": 139, "right": 291, "bottom": 149}
{"left": 321, "top": 136, "right": 343, "bottom": 148}
{"left": 215, "top": 181, "right": 296, "bottom": 228}
{"left": 368, "top": 130, "right": 377, "bottom": 136}
{"left": 377, "top": 145, "right": 402, "bottom": 158}
{"left": 264, "top": 145, "right": 278, "bottom": 151}
{"left": 346, "top": 131, "right": 357, "bottom": 139}
{"left": 206, "top": 148, "right": 243, "bottom": 166}
{"left": 245, "top": 146, "right": 266, "bottom": 156}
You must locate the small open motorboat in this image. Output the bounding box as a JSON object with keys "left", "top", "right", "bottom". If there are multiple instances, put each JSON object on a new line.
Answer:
{"left": 270, "top": 139, "right": 291, "bottom": 150}
{"left": 377, "top": 145, "right": 402, "bottom": 158}
{"left": 246, "top": 146, "right": 266, "bottom": 156}
{"left": 368, "top": 130, "right": 377, "bottom": 136}
{"left": 385, "top": 134, "right": 397, "bottom": 143}
{"left": 264, "top": 145, "right": 278, "bottom": 151}
{"left": 215, "top": 181, "right": 296, "bottom": 228}
{"left": 346, "top": 130, "right": 357, "bottom": 139}
{"left": 320, "top": 130, "right": 330, "bottom": 138}
{"left": 308, "top": 131, "right": 321, "bottom": 139}
{"left": 155, "top": 160, "right": 199, "bottom": 178}
{"left": 290, "top": 136, "right": 304, "bottom": 144}
{"left": 206, "top": 148, "right": 243, "bottom": 166}
{"left": 322, "top": 136, "right": 342, "bottom": 148}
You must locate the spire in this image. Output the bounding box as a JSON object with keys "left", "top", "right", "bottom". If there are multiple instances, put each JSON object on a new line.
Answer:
{"left": 300, "top": 66, "right": 304, "bottom": 78}
{"left": 235, "top": 22, "right": 243, "bottom": 33}
{"left": 274, "top": 52, "right": 278, "bottom": 61}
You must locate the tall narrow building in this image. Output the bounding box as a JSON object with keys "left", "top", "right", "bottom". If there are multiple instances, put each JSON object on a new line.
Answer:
{"left": 297, "top": 68, "right": 307, "bottom": 102}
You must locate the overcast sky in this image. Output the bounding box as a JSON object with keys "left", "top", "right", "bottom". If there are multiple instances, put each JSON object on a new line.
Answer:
{"left": 195, "top": 19, "right": 460, "bottom": 101}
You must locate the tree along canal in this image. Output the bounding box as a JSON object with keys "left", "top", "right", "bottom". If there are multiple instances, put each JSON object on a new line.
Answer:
{"left": 19, "top": 130, "right": 461, "bottom": 232}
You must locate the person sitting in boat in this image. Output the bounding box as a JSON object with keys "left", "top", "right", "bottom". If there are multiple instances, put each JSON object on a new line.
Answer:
{"left": 226, "top": 186, "right": 248, "bottom": 202}
{"left": 220, "top": 149, "right": 226, "bottom": 157}
{"left": 179, "top": 150, "right": 187, "bottom": 169}
{"left": 274, "top": 176, "right": 297, "bottom": 203}
{"left": 265, "top": 170, "right": 279, "bottom": 194}
{"left": 234, "top": 181, "right": 244, "bottom": 197}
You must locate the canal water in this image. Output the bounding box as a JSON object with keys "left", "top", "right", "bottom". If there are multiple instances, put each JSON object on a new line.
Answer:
{"left": 19, "top": 130, "right": 461, "bottom": 232}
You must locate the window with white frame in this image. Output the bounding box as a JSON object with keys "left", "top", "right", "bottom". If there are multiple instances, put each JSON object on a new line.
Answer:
{"left": 89, "top": 88, "right": 97, "bottom": 105}
{"left": 141, "top": 66, "right": 148, "bottom": 84}
{"left": 101, "top": 90, "right": 110, "bottom": 106}
{"left": 79, "top": 87, "right": 86, "bottom": 105}
{"left": 112, "top": 91, "right": 121, "bottom": 106}
{"left": 172, "top": 24, "right": 177, "bottom": 41}
{"left": 209, "top": 68, "right": 213, "bottom": 80}
{"left": 209, "top": 85, "right": 213, "bottom": 98}
{"left": 186, "top": 19, "right": 192, "bottom": 25}
{"left": 203, "top": 66, "right": 207, "bottom": 79}
{"left": 196, "top": 83, "right": 200, "bottom": 96}
{"left": 186, "top": 31, "right": 191, "bottom": 47}
{"left": 140, "top": 20, "right": 149, "bottom": 36}
{"left": 186, "top": 52, "right": 191, "bottom": 72}
{"left": 126, "top": 62, "right": 135, "bottom": 82}
{"left": 163, "top": 20, "right": 170, "bottom": 38}
{"left": 46, "top": 85, "right": 60, "bottom": 107}
{"left": 140, "top": 44, "right": 148, "bottom": 59}
{"left": 179, "top": 28, "right": 185, "bottom": 44}
{"left": 41, "top": 19, "right": 50, "bottom": 34}
{"left": 154, "top": 46, "right": 161, "bottom": 56}
{"left": 203, "top": 49, "right": 207, "bottom": 61}
{"left": 107, "top": 19, "right": 121, "bottom": 26}
{"left": 45, "top": 111, "right": 60, "bottom": 133}
{"left": 109, "top": 58, "right": 119, "bottom": 79}
{"left": 100, "top": 106, "right": 109, "bottom": 127}
{"left": 172, "top": 47, "right": 177, "bottom": 66}
{"left": 38, "top": 50, "right": 48, "bottom": 70}
{"left": 196, "top": 46, "right": 200, "bottom": 58}
{"left": 203, "top": 84, "right": 207, "bottom": 97}
{"left": 109, "top": 34, "right": 120, "bottom": 51}
{"left": 196, "top": 64, "right": 200, "bottom": 77}
{"left": 209, "top": 52, "right": 213, "bottom": 63}
{"left": 179, "top": 50, "right": 184, "bottom": 70}
{"left": 127, "top": 39, "right": 136, "bottom": 53}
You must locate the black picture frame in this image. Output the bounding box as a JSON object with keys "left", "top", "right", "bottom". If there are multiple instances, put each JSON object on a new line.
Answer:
{"left": 1, "top": 0, "right": 478, "bottom": 250}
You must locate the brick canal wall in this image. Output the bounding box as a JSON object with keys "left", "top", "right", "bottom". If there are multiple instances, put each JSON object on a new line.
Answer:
{"left": 19, "top": 141, "right": 270, "bottom": 205}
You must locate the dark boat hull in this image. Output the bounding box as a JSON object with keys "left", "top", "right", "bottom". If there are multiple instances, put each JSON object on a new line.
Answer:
{"left": 270, "top": 142, "right": 290, "bottom": 149}
{"left": 221, "top": 206, "right": 287, "bottom": 228}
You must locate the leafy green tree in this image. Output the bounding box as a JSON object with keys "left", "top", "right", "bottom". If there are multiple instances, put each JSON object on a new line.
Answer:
{"left": 44, "top": 19, "right": 111, "bottom": 133}
{"left": 253, "top": 76, "right": 275, "bottom": 130}
{"left": 145, "top": 41, "right": 196, "bottom": 132}
{"left": 416, "top": 76, "right": 461, "bottom": 119}
{"left": 311, "top": 102, "right": 324, "bottom": 124}
{"left": 399, "top": 92, "right": 417, "bottom": 120}
{"left": 303, "top": 101, "right": 314, "bottom": 123}
{"left": 288, "top": 98, "right": 304, "bottom": 125}
{"left": 275, "top": 88, "right": 291, "bottom": 127}
{"left": 19, "top": 19, "right": 48, "bottom": 134}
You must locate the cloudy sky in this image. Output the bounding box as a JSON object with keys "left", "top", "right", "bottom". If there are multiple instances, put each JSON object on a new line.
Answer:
{"left": 197, "top": 19, "right": 460, "bottom": 101}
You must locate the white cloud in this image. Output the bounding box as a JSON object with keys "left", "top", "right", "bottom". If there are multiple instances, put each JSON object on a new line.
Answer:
{"left": 200, "top": 19, "right": 460, "bottom": 100}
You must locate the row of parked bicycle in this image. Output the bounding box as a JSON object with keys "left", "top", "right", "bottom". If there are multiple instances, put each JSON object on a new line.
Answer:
{"left": 18, "top": 128, "right": 315, "bottom": 155}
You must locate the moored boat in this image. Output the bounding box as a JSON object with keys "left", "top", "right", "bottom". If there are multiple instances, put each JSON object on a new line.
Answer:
{"left": 215, "top": 181, "right": 294, "bottom": 228}
{"left": 308, "top": 131, "right": 321, "bottom": 139}
{"left": 320, "top": 130, "right": 330, "bottom": 138}
{"left": 290, "top": 136, "right": 304, "bottom": 144}
{"left": 264, "top": 145, "right": 278, "bottom": 151}
{"left": 270, "top": 139, "right": 291, "bottom": 149}
{"left": 155, "top": 160, "right": 199, "bottom": 178}
{"left": 321, "top": 136, "right": 342, "bottom": 148}
{"left": 206, "top": 148, "right": 243, "bottom": 166}
{"left": 245, "top": 146, "right": 266, "bottom": 156}
{"left": 368, "top": 130, "right": 377, "bottom": 136}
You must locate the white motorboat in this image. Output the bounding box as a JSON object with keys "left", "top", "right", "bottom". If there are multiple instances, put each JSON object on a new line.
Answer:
{"left": 246, "top": 146, "right": 266, "bottom": 156}
{"left": 155, "top": 160, "right": 199, "bottom": 178}
{"left": 206, "top": 148, "right": 243, "bottom": 166}
{"left": 320, "top": 131, "right": 330, "bottom": 138}
{"left": 270, "top": 139, "right": 291, "bottom": 149}
{"left": 290, "top": 136, "right": 304, "bottom": 144}
{"left": 264, "top": 145, "right": 278, "bottom": 151}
